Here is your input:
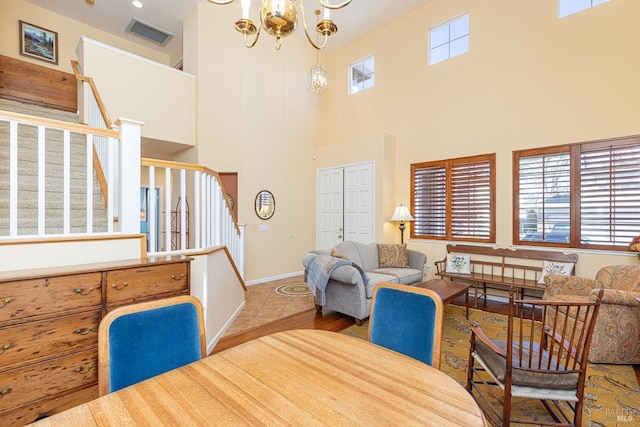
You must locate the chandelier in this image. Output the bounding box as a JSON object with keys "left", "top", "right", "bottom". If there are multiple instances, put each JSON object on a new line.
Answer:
{"left": 308, "top": 10, "right": 327, "bottom": 93}
{"left": 206, "top": 0, "right": 353, "bottom": 51}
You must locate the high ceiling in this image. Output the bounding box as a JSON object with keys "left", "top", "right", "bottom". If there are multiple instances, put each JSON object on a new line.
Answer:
{"left": 25, "top": 0, "right": 433, "bottom": 61}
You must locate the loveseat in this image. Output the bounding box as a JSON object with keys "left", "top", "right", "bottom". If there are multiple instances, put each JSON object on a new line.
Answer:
{"left": 303, "top": 241, "right": 427, "bottom": 325}
{"left": 543, "top": 265, "right": 640, "bottom": 364}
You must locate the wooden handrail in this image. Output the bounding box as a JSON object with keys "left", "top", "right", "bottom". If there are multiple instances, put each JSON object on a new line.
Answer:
{"left": 71, "top": 60, "right": 114, "bottom": 129}
{"left": 141, "top": 157, "right": 239, "bottom": 230}
{"left": 70, "top": 60, "right": 118, "bottom": 209}
{"left": 0, "top": 109, "right": 119, "bottom": 138}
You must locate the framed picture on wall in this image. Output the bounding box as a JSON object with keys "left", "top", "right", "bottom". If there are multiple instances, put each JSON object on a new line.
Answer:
{"left": 19, "top": 20, "right": 58, "bottom": 65}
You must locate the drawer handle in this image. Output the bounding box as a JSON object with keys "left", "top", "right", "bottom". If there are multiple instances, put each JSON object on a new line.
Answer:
{"left": 74, "top": 286, "right": 95, "bottom": 296}
{"left": 0, "top": 343, "right": 10, "bottom": 354}
{"left": 171, "top": 273, "right": 185, "bottom": 281}
{"left": 75, "top": 364, "right": 94, "bottom": 375}
{"left": 0, "top": 388, "right": 11, "bottom": 399}
{"left": 112, "top": 282, "right": 129, "bottom": 291}
{"left": 74, "top": 326, "right": 95, "bottom": 336}
{"left": 0, "top": 297, "right": 12, "bottom": 308}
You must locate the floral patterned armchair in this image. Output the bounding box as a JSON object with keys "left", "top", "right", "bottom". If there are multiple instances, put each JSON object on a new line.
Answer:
{"left": 543, "top": 265, "right": 640, "bottom": 364}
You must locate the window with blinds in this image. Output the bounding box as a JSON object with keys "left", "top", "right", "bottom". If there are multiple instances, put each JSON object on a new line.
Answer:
{"left": 411, "top": 154, "right": 495, "bottom": 242}
{"left": 514, "top": 136, "right": 640, "bottom": 250}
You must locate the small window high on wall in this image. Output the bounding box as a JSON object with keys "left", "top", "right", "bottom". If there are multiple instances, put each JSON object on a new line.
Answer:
{"left": 349, "top": 56, "right": 374, "bottom": 94}
{"left": 558, "top": 0, "right": 608, "bottom": 18}
{"left": 429, "top": 14, "right": 469, "bottom": 66}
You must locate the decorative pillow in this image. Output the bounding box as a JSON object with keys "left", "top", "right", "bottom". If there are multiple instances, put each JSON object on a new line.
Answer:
{"left": 330, "top": 248, "right": 349, "bottom": 260}
{"left": 446, "top": 254, "right": 471, "bottom": 275}
{"left": 538, "top": 261, "right": 574, "bottom": 285}
{"left": 377, "top": 244, "right": 409, "bottom": 268}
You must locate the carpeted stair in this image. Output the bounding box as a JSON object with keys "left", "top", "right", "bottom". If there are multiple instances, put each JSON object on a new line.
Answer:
{"left": 0, "top": 98, "right": 108, "bottom": 237}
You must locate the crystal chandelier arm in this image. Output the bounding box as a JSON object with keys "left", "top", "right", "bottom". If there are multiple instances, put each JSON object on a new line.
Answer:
{"left": 206, "top": 0, "right": 235, "bottom": 4}
{"left": 299, "top": 0, "right": 329, "bottom": 50}
{"left": 316, "top": 0, "right": 353, "bottom": 9}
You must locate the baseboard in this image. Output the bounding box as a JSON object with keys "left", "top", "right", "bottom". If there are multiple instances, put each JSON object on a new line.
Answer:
{"left": 244, "top": 270, "right": 305, "bottom": 287}
{"left": 207, "top": 300, "right": 246, "bottom": 354}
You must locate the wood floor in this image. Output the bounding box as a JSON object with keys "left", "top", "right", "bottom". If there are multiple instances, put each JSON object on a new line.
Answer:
{"left": 212, "top": 292, "right": 640, "bottom": 386}
{"left": 213, "top": 294, "right": 507, "bottom": 353}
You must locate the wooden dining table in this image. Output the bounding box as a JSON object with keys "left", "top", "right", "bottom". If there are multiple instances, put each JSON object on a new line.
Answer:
{"left": 31, "top": 329, "right": 486, "bottom": 426}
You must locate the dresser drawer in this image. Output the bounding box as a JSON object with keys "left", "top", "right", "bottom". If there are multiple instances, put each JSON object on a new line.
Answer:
{"left": 0, "top": 350, "right": 97, "bottom": 412}
{"left": 0, "top": 310, "right": 100, "bottom": 370}
{"left": 0, "top": 384, "right": 98, "bottom": 427}
{"left": 106, "top": 262, "right": 188, "bottom": 305}
{"left": 0, "top": 273, "right": 102, "bottom": 323}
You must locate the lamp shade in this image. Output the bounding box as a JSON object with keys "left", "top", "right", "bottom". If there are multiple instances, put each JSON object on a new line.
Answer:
{"left": 389, "top": 205, "right": 414, "bottom": 222}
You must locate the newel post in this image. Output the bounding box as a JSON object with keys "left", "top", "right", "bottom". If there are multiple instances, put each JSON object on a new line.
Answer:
{"left": 116, "top": 118, "right": 144, "bottom": 235}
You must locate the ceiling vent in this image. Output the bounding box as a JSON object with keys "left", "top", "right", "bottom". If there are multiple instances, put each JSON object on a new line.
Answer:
{"left": 126, "top": 18, "right": 173, "bottom": 46}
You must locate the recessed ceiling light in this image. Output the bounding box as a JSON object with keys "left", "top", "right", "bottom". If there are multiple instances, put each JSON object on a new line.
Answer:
{"left": 132, "top": 1, "right": 143, "bottom": 8}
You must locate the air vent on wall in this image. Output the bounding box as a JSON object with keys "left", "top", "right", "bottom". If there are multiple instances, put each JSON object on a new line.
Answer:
{"left": 126, "top": 18, "right": 173, "bottom": 46}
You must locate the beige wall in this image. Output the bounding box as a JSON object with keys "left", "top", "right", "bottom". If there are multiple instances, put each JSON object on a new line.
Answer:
{"left": 184, "top": 4, "right": 323, "bottom": 282}
{"left": 3, "top": 0, "right": 639, "bottom": 282}
{"left": 78, "top": 37, "right": 196, "bottom": 147}
{"left": 315, "top": 133, "right": 398, "bottom": 244}
{"left": 0, "top": 0, "right": 170, "bottom": 74}
{"left": 320, "top": 0, "right": 640, "bottom": 278}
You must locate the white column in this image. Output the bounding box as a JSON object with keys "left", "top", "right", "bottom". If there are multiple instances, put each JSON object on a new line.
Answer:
{"left": 116, "top": 118, "right": 144, "bottom": 235}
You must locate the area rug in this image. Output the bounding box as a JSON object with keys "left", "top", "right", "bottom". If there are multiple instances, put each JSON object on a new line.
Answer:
{"left": 274, "top": 283, "right": 313, "bottom": 297}
{"left": 342, "top": 305, "right": 640, "bottom": 426}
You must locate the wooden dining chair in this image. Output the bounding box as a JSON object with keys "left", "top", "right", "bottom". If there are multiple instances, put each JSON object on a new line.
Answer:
{"left": 368, "top": 282, "right": 444, "bottom": 368}
{"left": 98, "top": 295, "right": 206, "bottom": 396}
{"left": 466, "top": 286, "right": 603, "bottom": 427}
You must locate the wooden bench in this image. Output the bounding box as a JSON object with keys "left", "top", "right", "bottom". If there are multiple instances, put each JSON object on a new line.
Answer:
{"left": 434, "top": 244, "right": 578, "bottom": 304}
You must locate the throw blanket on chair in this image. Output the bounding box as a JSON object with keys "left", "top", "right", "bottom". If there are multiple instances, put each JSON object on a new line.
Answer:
{"left": 305, "top": 254, "right": 369, "bottom": 305}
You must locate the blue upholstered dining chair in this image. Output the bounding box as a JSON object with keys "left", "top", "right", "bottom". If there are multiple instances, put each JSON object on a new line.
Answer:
{"left": 98, "top": 295, "right": 206, "bottom": 396}
{"left": 368, "top": 282, "right": 444, "bottom": 368}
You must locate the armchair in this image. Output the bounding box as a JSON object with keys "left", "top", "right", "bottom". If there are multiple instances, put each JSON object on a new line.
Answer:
{"left": 543, "top": 265, "right": 640, "bottom": 364}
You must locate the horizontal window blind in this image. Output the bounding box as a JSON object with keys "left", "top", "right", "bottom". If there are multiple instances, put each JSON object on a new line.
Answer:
{"left": 412, "top": 154, "right": 495, "bottom": 242}
{"left": 413, "top": 164, "right": 446, "bottom": 238}
{"left": 580, "top": 141, "right": 640, "bottom": 247}
{"left": 451, "top": 159, "right": 492, "bottom": 240}
{"left": 514, "top": 136, "right": 640, "bottom": 251}
{"left": 517, "top": 151, "right": 571, "bottom": 242}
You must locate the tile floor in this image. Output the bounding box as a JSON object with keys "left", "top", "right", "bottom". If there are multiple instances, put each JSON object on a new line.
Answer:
{"left": 222, "top": 274, "right": 315, "bottom": 336}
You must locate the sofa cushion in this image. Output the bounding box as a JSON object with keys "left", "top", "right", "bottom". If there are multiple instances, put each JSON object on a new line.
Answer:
{"left": 372, "top": 268, "right": 422, "bottom": 285}
{"left": 364, "top": 272, "right": 398, "bottom": 299}
{"left": 332, "top": 241, "right": 364, "bottom": 269}
{"left": 357, "top": 242, "right": 382, "bottom": 272}
{"left": 377, "top": 244, "right": 409, "bottom": 268}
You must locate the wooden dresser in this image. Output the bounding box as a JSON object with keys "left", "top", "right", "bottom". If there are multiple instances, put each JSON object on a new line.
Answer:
{"left": 0, "top": 256, "right": 191, "bottom": 426}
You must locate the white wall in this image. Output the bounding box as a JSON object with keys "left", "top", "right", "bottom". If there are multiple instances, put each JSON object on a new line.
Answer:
{"left": 0, "top": 235, "right": 144, "bottom": 271}
{"left": 78, "top": 37, "right": 196, "bottom": 148}
{"left": 189, "top": 248, "right": 245, "bottom": 353}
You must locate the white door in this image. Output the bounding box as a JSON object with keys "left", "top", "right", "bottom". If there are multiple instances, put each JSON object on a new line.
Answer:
{"left": 317, "top": 162, "right": 374, "bottom": 250}
{"left": 317, "top": 168, "right": 344, "bottom": 250}
{"left": 344, "top": 163, "right": 374, "bottom": 243}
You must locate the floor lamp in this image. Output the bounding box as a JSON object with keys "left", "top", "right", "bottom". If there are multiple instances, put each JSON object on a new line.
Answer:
{"left": 390, "top": 205, "right": 414, "bottom": 244}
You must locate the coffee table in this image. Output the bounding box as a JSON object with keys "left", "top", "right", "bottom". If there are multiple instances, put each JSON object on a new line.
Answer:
{"left": 416, "top": 279, "right": 471, "bottom": 319}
